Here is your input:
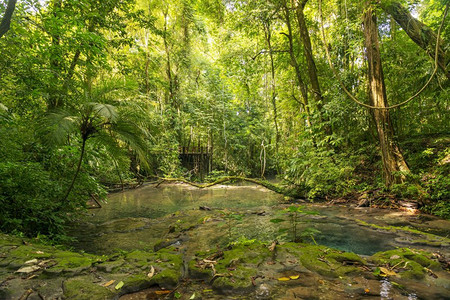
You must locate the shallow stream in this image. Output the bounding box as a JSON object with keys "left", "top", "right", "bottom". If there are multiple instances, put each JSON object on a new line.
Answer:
{"left": 65, "top": 183, "right": 450, "bottom": 299}
{"left": 69, "top": 183, "right": 449, "bottom": 257}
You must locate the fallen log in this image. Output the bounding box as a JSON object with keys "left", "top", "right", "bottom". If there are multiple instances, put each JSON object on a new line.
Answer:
{"left": 155, "top": 176, "right": 291, "bottom": 196}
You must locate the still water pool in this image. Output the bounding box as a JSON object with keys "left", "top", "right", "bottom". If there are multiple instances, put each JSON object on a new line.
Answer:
{"left": 68, "top": 183, "right": 449, "bottom": 257}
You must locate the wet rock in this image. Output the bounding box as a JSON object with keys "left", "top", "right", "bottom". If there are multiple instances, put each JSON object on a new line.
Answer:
{"left": 371, "top": 248, "right": 442, "bottom": 280}
{"left": 97, "top": 258, "right": 125, "bottom": 273}
{"left": 44, "top": 252, "right": 95, "bottom": 275}
{"left": 63, "top": 276, "right": 115, "bottom": 300}
{"left": 255, "top": 283, "right": 270, "bottom": 299}
{"left": 188, "top": 258, "right": 213, "bottom": 280}
{"left": 154, "top": 236, "right": 187, "bottom": 251}
{"left": 284, "top": 243, "right": 366, "bottom": 278}
{"left": 211, "top": 266, "right": 257, "bottom": 294}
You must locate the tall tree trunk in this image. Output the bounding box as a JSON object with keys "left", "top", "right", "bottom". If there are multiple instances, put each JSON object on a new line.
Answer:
{"left": 262, "top": 18, "right": 280, "bottom": 171}
{"left": 47, "top": 0, "right": 63, "bottom": 109}
{"left": 379, "top": 0, "right": 449, "bottom": 80}
{"left": 295, "top": 0, "right": 323, "bottom": 113}
{"left": 163, "top": 9, "right": 174, "bottom": 105}
{"left": 363, "top": 2, "right": 410, "bottom": 186}
{"left": 295, "top": 0, "right": 332, "bottom": 135}
{"left": 281, "top": 0, "right": 311, "bottom": 127}
{"left": 261, "top": 18, "right": 280, "bottom": 173}
{"left": 0, "top": 0, "right": 17, "bottom": 38}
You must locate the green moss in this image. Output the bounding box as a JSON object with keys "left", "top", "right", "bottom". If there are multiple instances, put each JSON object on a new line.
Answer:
{"left": 188, "top": 259, "right": 213, "bottom": 280}
{"left": 189, "top": 243, "right": 267, "bottom": 293}
{"left": 371, "top": 248, "right": 442, "bottom": 279}
{"left": 212, "top": 267, "right": 257, "bottom": 294}
{"left": 356, "top": 220, "right": 450, "bottom": 245}
{"left": 125, "top": 250, "right": 153, "bottom": 269}
{"left": 122, "top": 274, "right": 153, "bottom": 292}
{"left": 218, "top": 243, "right": 270, "bottom": 268}
{"left": 151, "top": 268, "right": 181, "bottom": 288}
{"left": 126, "top": 250, "right": 151, "bottom": 262}
{"left": 63, "top": 276, "right": 115, "bottom": 300}
{"left": 156, "top": 248, "right": 183, "bottom": 266}
{"left": 47, "top": 256, "right": 93, "bottom": 274}
{"left": 9, "top": 245, "right": 54, "bottom": 260}
{"left": 96, "top": 258, "right": 125, "bottom": 273}
{"left": 286, "top": 244, "right": 365, "bottom": 278}
{"left": 327, "top": 251, "right": 365, "bottom": 264}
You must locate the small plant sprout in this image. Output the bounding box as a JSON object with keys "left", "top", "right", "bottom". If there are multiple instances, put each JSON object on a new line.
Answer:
{"left": 270, "top": 205, "right": 320, "bottom": 243}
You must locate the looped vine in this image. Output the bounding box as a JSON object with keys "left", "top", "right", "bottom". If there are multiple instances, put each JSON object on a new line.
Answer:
{"left": 318, "top": 0, "right": 448, "bottom": 110}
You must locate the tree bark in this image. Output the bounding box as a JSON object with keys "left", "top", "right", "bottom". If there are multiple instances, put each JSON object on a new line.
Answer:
{"left": 379, "top": 0, "right": 449, "bottom": 80}
{"left": 363, "top": 2, "right": 410, "bottom": 186}
{"left": 156, "top": 176, "right": 288, "bottom": 195}
{"left": 281, "top": 0, "right": 311, "bottom": 127}
{"left": 295, "top": 0, "right": 324, "bottom": 113}
{"left": 0, "top": 0, "right": 17, "bottom": 39}
{"left": 262, "top": 18, "right": 280, "bottom": 164}
{"left": 295, "top": 0, "right": 332, "bottom": 135}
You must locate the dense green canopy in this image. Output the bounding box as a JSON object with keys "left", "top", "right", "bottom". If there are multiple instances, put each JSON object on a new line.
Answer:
{"left": 0, "top": 0, "right": 448, "bottom": 239}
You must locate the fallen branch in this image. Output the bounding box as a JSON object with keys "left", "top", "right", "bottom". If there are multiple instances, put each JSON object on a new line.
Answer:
{"left": 155, "top": 176, "right": 288, "bottom": 195}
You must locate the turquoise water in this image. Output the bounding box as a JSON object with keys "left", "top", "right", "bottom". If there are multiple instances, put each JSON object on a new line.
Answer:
{"left": 67, "top": 183, "right": 448, "bottom": 256}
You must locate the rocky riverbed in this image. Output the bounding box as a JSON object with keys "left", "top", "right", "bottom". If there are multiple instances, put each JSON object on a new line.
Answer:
{"left": 1, "top": 231, "right": 449, "bottom": 299}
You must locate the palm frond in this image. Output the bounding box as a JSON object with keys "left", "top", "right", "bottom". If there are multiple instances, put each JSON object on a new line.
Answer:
{"left": 38, "top": 109, "right": 80, "bottom": 146}
{"left": 90, "top": 103, "right": 118, "bottom": 122}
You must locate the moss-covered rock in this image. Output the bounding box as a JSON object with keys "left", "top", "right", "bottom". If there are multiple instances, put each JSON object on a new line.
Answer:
{"left": 125, "top": 250, "right": 152, "bottom": 268}
{"left": 212, "top": 266, "right": 257, "bottom": 294}
{"left": 45, "top": 251, "right": 95, "bottom": 275}
{"left": 63, "top": 276, "right": 115, "bottom": 300}
{"left": 188, "top": 258, "right": 213, "bottom": 280}
{"left": 151, "top": 267, "right": 181, "bottom": 288}
{"left": 96, "top": 258, "right": 125, "bottom": 273}
{"left": 370, "top": 248, "right": 442, "bottom": 279}
{"left": 280, "top": 243, "right": 365, "bottom": 278}
{"left": 189, "top": 242, "right": 270, "bottom": 294}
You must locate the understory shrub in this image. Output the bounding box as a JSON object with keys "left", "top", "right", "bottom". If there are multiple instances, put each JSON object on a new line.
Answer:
{"left": 284, "top": 147, "right": 360, "bottom": 200}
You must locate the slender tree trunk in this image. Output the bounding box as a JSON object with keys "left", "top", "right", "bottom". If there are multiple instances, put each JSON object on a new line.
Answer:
{"left": 47, "top": 0, "right": 63, "bottom": 109}
{"left": 295, "top": 0, "right": 332, "bottom": 135}
{"left": 262, "top": 20, "right": 280, "bottom": 160}
{"left": 62, "top": 138, "right": 87, "bottom": 203}
{"left": 163, "top": 9, "right": 176, "bottom": 106}
{"left": 261, "top": 18, "right": 280, "bottom": 172}
{"left": 295, "top": 0, "right": 323, "bottom": 113}
{"left": 379, "top": 0, "right": 449, "bottom": 80}
{"left": 281, "top": 1, "right": 311, "bottom": 127}
{"left": 0, "top": 0, "right": 17, "bottom": 38}
{"left": 363, "top": 2, "right": 410, "bottom": 186}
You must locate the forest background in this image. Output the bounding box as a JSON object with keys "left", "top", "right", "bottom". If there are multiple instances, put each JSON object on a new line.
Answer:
{"left": 0, "top": 0, "right": 448, "bottom": 241}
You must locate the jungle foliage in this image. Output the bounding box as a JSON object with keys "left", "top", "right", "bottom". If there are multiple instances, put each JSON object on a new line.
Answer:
{"left": 0, "top": 0, "right": 449, "bottom": 239}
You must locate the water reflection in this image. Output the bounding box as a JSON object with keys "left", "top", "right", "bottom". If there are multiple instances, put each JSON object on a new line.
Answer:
{"left": 69, "top": 184, "right": 449, "bottom": 257}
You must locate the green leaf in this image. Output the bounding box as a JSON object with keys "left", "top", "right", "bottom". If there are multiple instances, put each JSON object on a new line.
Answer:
{"left": 174, "top": 292, "right": 182, "bottom": 299}
{"left": 270, "top": 218, "right": 286, "bottom": 223}
{"left": 115, "top": 281, "right": 124, "bottom": 290}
